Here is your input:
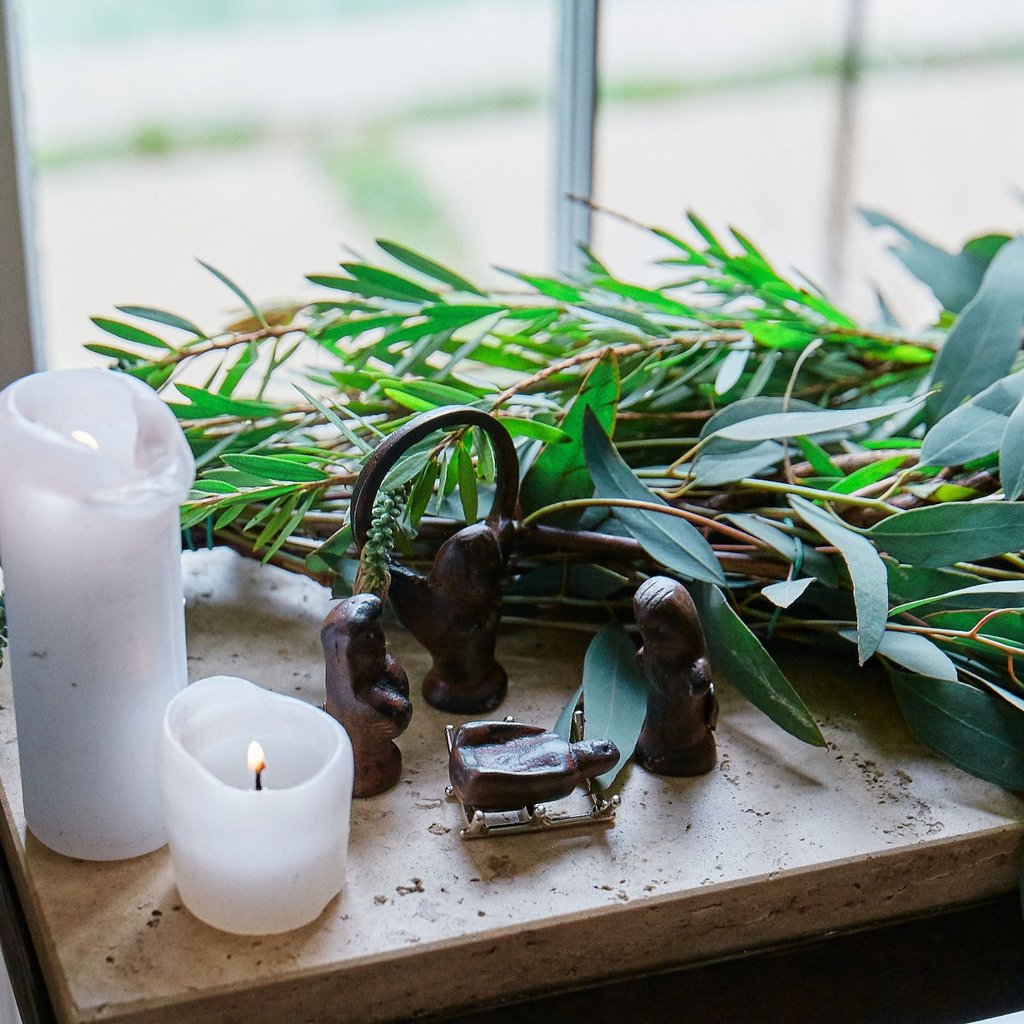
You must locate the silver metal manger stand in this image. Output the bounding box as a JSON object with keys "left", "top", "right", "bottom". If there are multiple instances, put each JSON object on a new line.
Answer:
{"left": 444, "top": 713, "right": 620, "bottom": 840}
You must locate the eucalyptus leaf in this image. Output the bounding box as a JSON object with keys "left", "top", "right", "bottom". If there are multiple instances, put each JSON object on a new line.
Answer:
{"left": 861, "top": 209, "right": 1007, "bottom": 313}
{"left": 920, "top": 369, "right": 1024, "bottom": 467}
{"left": 723, "top": 513, "right": 838, "bottom": 587}
{"left": 692, "top": 583, "right": 825, "bottom": 746}
{"left": 580, "top": 624, "right": 648, "bottom": 789}
{"left": 583, "top": 411, "right": 725, "bottom": 585}
{"left": 708, "top": 397, "right": 923, "bottom": 443}
{"left": 889, "top": 580, "right": 1024, "bottom": 616}
{"left": 762, "top": 576, "right": 816, "bottom": 608}
{"left": 926, "top": 235, "right": 1024, "bottom": 422}
{"left": 689, "top": 441, "right": 786, "bottom": 485}
{"left": 867, "top": 502, "right": 1024, "bottom": 568}
{"left": 891, "top": 672, "right": 1024, "bottom": 789}
{"left": 839, "top": 629, "right": 957, "bottom": 681}
{"left": 998, "top": 396, "right": 1024, "bottom": 500}
{"left": 789, "top": 497, "right": 888, "bottom": 663}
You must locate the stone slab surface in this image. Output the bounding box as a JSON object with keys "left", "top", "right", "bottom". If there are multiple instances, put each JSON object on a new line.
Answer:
{"left": 0, "top": 549, "right": 1021, "bottom": 1024}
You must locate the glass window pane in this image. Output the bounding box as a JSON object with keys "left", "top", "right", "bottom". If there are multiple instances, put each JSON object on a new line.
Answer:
{"left": 594, "top": 0, "right": 1024, "bottom": 324}
{"left": 19, "top": 1, "right": 556, "bottom": 368}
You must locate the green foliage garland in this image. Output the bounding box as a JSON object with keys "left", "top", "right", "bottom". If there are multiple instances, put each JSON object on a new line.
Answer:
{"left": 86, "top": 210, "right": 1024, "bottom": 790}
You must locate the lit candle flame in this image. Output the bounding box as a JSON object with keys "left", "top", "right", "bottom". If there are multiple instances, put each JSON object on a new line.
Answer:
{"left": 247, "top": 740, "right": 266, "bottom": 774}
{"left": 70, "top": 430, "right": 99, "bottom": 451}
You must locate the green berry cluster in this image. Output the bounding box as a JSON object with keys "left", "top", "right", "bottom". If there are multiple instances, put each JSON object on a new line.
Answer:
{"left": 354, "top": 491, "right": 404, "bottom": 599}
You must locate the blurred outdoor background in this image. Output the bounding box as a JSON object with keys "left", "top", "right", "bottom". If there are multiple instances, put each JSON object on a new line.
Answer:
{"left": 14, "top": 0, "right": 1024, "bottom": 366}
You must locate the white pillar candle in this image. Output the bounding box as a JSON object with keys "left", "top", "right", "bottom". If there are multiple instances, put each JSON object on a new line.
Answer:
{"left": 158, "top": 675, "right": 354, "bottom": 935}
{"left": 0, "top": 369, "right": 194, "bottom": 860}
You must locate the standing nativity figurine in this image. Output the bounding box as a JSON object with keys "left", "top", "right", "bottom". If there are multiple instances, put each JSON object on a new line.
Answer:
{"left": 321, "top": 593, "right": 413, "bottom": 797}
{"left": 633, "top": 576, "right": 718, "bottom": 776}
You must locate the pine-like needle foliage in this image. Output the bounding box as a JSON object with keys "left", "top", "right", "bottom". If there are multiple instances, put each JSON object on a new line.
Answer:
{"left": 85, "top": 211, "right": 1024, "bottom": 789}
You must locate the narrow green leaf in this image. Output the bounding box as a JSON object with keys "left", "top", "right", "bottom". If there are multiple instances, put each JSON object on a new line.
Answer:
{"left": 263, "top": 491, "right": 318, "bottom": 563}
{"left": 497, "top": 417, "right": 568, "bottom": 445}
{"left": 253, "top": 491, "right": 300, "bottom": 552}
{"left": 386, "top": 380, "right": 481, "bottom": 408}
{"left": 746, "top": 321, "right": 816, "bottom": 350}
{"left": 384, "top": 388, "right": 435, "bottom": 413}
{"left": 376, "top": 240, "right": 485, "bottom": 296}
{"left": 692, "top": 583, "right": 825, "bottom": 746}
{"left": 117, "top": 304, "right": 205, "bottom": 336}
{"left": 473, "top": 426, "right": 496, "bottom": 484}
{"left": 196, "top": 259, "right": 267, "bottom": 328}
{"left": 867, "top": 502, "right": 1024, "bottom": 568}
{"left": 581, "top": 624, "right": 648, "bottom": 789}
{"left": 90, "top": 317, "right": 172, "bottom": 350}
{"left": 889, "top": 580, "right": 1024, "bottom": 616}
{"left": 790, "top": 496, "right": 888, "bottom": 663}
{"left": 292, "top": 384, "right": 372, "bottom": 455}
{"left": 222, "top": 454, "right": 329, "bottom": 483}
{"left": 190, "top": 479, "right": 238, "bottom": 495}
{"left": 519, "top": 353, "right": 620, "bottom": 514}
{"left": 583, "top": 411, "right": 725, "bottom": 585}
{"left": 84, "top": 343, "right": 141, "bottom": 363}
{"left": 170, "top": 385, "right": 278, "bottom": 420}
{"left": 456, "top": 442, "right": 478, "bottom": 525}
{"left": 828, "top": 455, "right": 907, "bottom": 495}
{"left": 219, "top": 341, "right": 258, "bottom": 397}
{"left": 839, "top": 629, "right": 957, "bottom": 681}
{"left": 891, "top": 672, "right": 1024, "bottom": 789}
{"left": 342, "top": 263, "right": 440, "bottom": 303}
{"left": 926, "top": 236, "right": 1024, "bottom": 421}
{"left": 590, "top": 278, "right": 695, "bottom": 317}
{"left": 308, "top": 524, "right": 354, "bottom": 574}
{"left": 407, "top": 459, "right": 439, "bottom": 529}
{"left": 498, "top": 270, "right": 580, "bottom": 303}
{"left": 795, "top": 436, "right": 841, "bottom": 476}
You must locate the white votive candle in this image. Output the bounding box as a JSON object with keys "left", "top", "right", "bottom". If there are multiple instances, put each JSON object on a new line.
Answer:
{"left": 0, "top": 369, "right": 194, "bottom": 860}
{"left": 158, "top": 675, "right": 354, "bottom": 935}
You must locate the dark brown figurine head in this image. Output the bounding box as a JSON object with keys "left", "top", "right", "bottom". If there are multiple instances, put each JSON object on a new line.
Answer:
{"left": 349, "top": 406, "right": 520, "bottom": 715}
{"left": 633, "top": 576, "right": 707, "bottom": 694}
{"left": 321, "top": 593, "right": 412, "bottom": 798}
{"left": 633, "top": 576, "right": 718, "bottom": 777}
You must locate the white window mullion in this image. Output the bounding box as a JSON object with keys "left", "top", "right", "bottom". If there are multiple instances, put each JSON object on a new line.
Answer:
{"left": 554, "top": 0, "right": 599, "bottom": 277}
{"left": 0, "top": 0, "right": 43, "bottom": 386}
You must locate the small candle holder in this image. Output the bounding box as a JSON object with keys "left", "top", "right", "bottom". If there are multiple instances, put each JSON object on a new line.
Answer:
{"left": 158, "top": 676, "right": 354, "bottom": 935}
{"left": 444, "top": 714, "right": 620, "bottom": 840}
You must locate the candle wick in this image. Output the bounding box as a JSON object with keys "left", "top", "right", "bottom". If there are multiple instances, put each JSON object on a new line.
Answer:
{"left": 255, "top": 768, "right": 263, "bottom": 792}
